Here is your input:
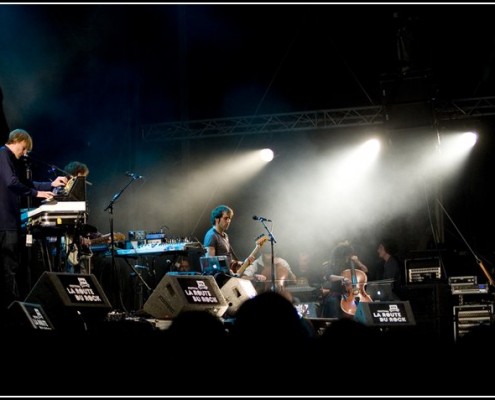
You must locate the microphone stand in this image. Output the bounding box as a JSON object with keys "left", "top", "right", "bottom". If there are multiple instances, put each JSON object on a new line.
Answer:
{"left": 24, "top": 157, "right": 34, "bottom": 290}
{"left": 24, "top": 154, "right": 93, "bottom": 185}
{"left": 256, "top": 219, "right": 277, "bottom": 292}
{"left": 104, "top": 175, "right": 151, "bottom": 312}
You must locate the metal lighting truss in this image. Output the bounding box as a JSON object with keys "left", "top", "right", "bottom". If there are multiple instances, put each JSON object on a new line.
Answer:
{"left": 141, "top": 96, "right": 495, "bottom": 142}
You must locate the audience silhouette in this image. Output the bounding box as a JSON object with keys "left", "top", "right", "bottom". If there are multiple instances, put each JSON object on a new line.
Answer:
{"left": 2, "top": 288, "right": 495, "bottom": 396}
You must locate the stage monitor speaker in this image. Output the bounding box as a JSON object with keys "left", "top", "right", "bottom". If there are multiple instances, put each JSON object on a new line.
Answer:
{"left": 143, "top": 274, "right": 228, "bottom": 319}
{"left": 220, "top": 277, "right": 257, "bottom": 316}
{"left": 354, "top": 301, "right": 416, "bottom": 327}
{"left": 7, "top": 301, "right": 55, "bottom": 331}
{"left": 25, "top": 272, "right": 112, "bottom": 331}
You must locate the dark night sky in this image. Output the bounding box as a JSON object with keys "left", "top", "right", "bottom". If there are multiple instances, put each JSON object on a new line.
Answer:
{"left": 2, "top": 3, "right": 495, "bottom": 278}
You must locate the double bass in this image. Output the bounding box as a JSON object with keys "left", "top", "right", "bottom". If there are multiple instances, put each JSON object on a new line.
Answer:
{"left": 340, "top": 258, "right": 372, "bottom": 316}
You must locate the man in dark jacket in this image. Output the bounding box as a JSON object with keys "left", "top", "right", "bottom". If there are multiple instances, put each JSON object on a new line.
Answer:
{"left": 0, "top": 129, "right": 67, "bottom": 316}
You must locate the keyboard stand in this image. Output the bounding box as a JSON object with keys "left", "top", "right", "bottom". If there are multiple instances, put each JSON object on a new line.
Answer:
{"left": 34, "top": 228, "right": 66, "bottom": 273}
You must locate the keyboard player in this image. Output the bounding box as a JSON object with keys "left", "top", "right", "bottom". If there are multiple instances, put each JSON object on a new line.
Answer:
{"left": 0, "top": 129, "right": 67, "bottom": 318}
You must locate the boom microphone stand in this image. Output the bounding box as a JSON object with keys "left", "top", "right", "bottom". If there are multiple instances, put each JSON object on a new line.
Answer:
{"left": 254, "top": 217, "right": 277, "bottom": 292}
{"left": 104, "top": 173, "right": 151, "bottom": 312}
{"left": 23, "top": 154, "right": 93, "bottom": 185}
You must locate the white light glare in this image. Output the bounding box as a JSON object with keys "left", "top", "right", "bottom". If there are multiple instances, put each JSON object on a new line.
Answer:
{"left": 459, "top": 131, "right": 478, "bottom": 149}
{"left": 441, "top": 131, "right": 478, "bottom": 155}
{"left": 259, "top": 148, "right": 274, "bottom": 162}
{"left": 355, "top": 138, "right": 381, "bottom": 167}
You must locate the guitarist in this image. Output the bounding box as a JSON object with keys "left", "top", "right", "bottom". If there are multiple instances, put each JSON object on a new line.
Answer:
{"left": 203, "top": 204, "right": 256, "bottom": 285}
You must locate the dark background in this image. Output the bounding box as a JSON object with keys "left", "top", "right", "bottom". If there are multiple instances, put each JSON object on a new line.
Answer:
{"left": 2, "top": 3, "right": 495, "bottom": 279}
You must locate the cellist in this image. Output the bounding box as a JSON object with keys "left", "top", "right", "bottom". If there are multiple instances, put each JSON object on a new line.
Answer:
{"left": 320, "top": 240, "right": 369, "bottom": 319}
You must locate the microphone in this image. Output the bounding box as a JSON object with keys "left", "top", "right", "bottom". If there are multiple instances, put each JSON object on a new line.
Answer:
{"left": 252, "top": 215, "right": 272, "bottom": 222}
{"left": 125, "top": 171, "right": 144, "bottom": 179}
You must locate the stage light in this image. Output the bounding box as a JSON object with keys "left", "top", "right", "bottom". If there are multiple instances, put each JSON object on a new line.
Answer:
{"left": 357, "top": 138, "right": 381, "bottom": 163}
{"left": 437, "top": 130, "right": 478, "bottom": 165}
{"left": 342, "top": 137, "right": 381, "bottom": 176}
{"left": 458, "top": 131, "right": 478, "bottom": 149}
{"left": 259, "top": 148, "right": 274, "bottom": 162}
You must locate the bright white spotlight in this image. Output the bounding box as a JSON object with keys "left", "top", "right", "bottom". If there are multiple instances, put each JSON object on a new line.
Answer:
{"left": 259, "top": 148, "right": 274, "bottom": 162}
{"left": 441, "top": 131, "right": 478, "bottom": 156}
{"left": 361, "top": 138, "right": 381, "bottom": 157}
{"left": 459, "top": 131, "right": 478, "bottom": 149}
{"left": 430, "top": 130, "right": 479, "bottom": 174}
{"left": 354, "top": 138, "right": 381, "bottom": 168}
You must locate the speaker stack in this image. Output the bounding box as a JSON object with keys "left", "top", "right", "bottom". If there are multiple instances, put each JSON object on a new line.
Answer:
{"left": 401, "top": 282, "right": 453, "bottom": 340}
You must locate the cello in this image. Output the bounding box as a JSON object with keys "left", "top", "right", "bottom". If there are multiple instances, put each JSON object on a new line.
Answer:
{"left": 340, "top": 258, "right": 372, "bottom": 316}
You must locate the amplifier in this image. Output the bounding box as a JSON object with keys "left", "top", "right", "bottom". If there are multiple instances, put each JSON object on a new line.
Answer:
{"left": 454, "top": 304, "right": 493, "bottom": 341}
{"left": 405, "top": 257, "right": 442, "bottom": 284}
{"left": 449, "top": 276, "right": 477, "bottom": 286}
{"left": 451, "top": 283, "right": 489, "bottom": 295}
{"left": 408, "top": 267, "right": 441, "bottom": 283}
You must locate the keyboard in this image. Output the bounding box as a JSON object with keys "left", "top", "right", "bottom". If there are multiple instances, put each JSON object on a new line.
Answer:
{"left": 21, "top": 201, "right": 87, "bottom": 227}
{"left": 116, "top": 241, "right": 204, "bottom": 257}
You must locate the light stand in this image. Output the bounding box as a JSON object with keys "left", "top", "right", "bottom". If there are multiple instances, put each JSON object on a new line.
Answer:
{"left": 104, "top": 174, "right": 151, "bottom": 312}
